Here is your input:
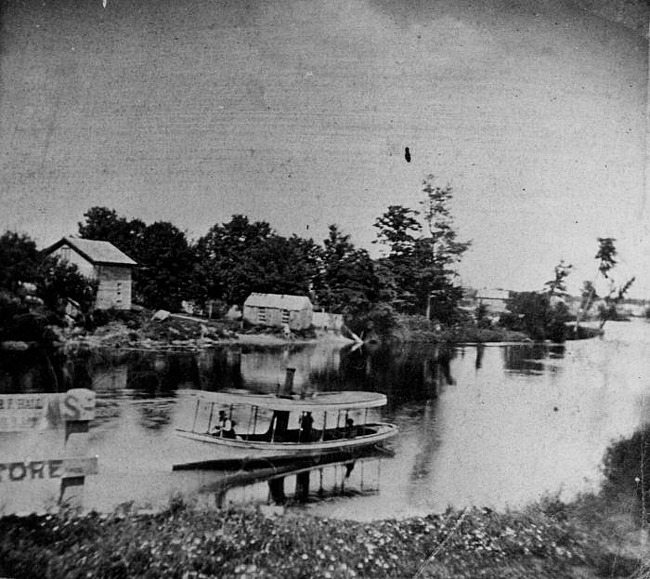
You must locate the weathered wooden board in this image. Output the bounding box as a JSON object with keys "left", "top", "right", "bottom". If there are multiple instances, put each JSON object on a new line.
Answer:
{"left": 0, "top": 389, "right": 96, "bottom": 431}
{"left": 0, "top": 456, "right": 99, "bottom": 483}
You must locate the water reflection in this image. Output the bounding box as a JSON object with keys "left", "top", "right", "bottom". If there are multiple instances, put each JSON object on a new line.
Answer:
{"left": 0, "top": 348, "right": 66, "bottom": 393}
{"left": 199, "top": 451, "right": 385, "bottom": 510}
{"left": 502, "top": 343, "right": 565, "bottom": 375}
{"left": 2, "top": 321, "right": 650, "bottom": 520}
{"left": 325, "top": 342, "right": 456, "bottom": 408}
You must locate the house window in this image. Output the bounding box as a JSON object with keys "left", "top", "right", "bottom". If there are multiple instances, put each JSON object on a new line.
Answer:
{"left": 281, "top": 309, "right": 290, "bottom": 324}
{"left": 258, "top": 308, "right": 267, "bottom": 323}
{"left": 61, "top": 247, "right": 71, "bottom": 262}
{"left": 116, "top": 282, "right": 123, "bottom": 303}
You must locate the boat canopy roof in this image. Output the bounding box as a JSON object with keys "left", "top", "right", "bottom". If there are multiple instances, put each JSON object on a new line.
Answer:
{"left": 184, "top": 389, "right": 388, "bottom": 412}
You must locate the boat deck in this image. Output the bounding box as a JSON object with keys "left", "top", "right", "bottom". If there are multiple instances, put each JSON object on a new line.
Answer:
{"left": 218, "top": 425, "right": 376, "bottom": 444}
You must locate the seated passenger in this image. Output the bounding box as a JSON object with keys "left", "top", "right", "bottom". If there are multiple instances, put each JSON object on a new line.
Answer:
{"left": 213, "top": 411, "right": 237, "bottom": 438}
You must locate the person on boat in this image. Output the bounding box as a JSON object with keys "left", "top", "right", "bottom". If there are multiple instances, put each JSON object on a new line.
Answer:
{"left": 213, "top": 411, "right": 236, "bottom": 438}
{"left": 223, "top": 419, "right": 237, "bottom": 439}
{"left": 299, "top": 411, "right": 314, "bottom": 442}
{"left": 345, "top": 417, "right": 356, "bottom": 438}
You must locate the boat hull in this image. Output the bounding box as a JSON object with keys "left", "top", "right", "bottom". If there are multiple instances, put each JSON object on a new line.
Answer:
{"left": 175, "top": 422, "right": 397, "bottom": 464}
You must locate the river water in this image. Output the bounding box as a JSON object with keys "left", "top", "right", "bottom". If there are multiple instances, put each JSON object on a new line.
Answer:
{"left": 2, "top": 320, "right": 649, "bottom": 521}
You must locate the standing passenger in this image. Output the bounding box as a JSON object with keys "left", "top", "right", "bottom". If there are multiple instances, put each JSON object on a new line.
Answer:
{"left": 300, "top": 411, "right": 314, "bottom": 442}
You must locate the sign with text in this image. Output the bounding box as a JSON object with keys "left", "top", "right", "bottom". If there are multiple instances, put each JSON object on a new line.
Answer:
{"left": 0, "top": 457, "right": 99, "bottom": 483}
{"left": 0, "top": 389, "right": 95, "bottom": 432}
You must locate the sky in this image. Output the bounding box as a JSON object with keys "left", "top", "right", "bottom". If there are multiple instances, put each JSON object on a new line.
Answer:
{"left": 0, "top": 0, "right": 648, "bottom": 297}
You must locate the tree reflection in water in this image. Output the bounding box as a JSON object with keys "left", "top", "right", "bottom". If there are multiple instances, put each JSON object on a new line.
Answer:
{"left": 502, "top": 343, "right": 565, "bottom": 375}
{"left": 309, "top": 342, "right": 457, "bottom": 410}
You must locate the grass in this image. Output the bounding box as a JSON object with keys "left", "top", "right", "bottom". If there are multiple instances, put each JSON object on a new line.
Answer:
{"left": 390, "top": 314, "right": 530, "bottom": 344}
{"left": 0, "top": 492, "right": 646, "bottom": 579}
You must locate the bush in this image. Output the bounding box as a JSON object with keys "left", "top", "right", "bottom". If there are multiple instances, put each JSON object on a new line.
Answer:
{"left": 498, "top": 292, "right": 572, "bottom": 342}
{"left": 86, "top": 308, "right": 144, "bottom": 331}
{"left": 345, "top": 303, "right": 397, "bottom": 339}
{"left": 36, "top": 257, "right": 97, "bottom": 316}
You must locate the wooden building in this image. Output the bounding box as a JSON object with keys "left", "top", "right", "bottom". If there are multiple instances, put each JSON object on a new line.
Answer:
{"left": 44, "top": 237, "right": 137, "bottom": 310}
{"left": 243, "top": 293, "right": 313, "bottom": 331}
{"left": 312, "top": 311, "right": 344, "bottom": 331}
{"left": 476, "top": 288, "right": 511, "bottom": 315}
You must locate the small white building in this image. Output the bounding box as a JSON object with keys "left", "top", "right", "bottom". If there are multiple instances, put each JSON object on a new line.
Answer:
{"left": 312, "top": 311, "right": 344, "bottom": 331}
{"left": 476, "top": 288, "right": 511, "bottom": 315}
{"left": 243, "top": 293, "right": 313, "bottom": 331}
{"left": 44, "top": 237, "right": 138, "bottom": 310}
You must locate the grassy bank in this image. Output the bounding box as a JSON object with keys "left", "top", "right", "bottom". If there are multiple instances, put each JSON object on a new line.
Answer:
{"left": 0, "top": 493, "right": 646, "bottom": 579}
{"left": 389, "top": 314, "right": 530, "bottom": 344}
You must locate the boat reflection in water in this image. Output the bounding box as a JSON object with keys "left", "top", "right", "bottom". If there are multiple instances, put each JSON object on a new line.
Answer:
{"left": 195, "top": 448, "right": 388, "bottom": 510}
{"left": 172, "top": 367, "right": 396, "bottom": 511}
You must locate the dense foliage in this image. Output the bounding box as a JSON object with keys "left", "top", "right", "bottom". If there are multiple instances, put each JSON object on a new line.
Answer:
{"left": 499, "top": 291, "right": 571, "bottom": 342}
{"left": 0, "top": 493, "right": 642, "bottom": 579}
{"left": 372, "top": 177, "right": 470, "bottom": 323}
{"left": 72, "top": 175, "right": 471, "bottom": 335}
{"left": 194, "top": 216, "right": 320, "bottom": 306}
{"left": 3, "top": 184, "right": 640, "bottom": 344}
{"left": 0, "top": 232, "right": 97, "bottom": 342}
{"left": 498, "top": 242, "right": 637, "bottom": 342}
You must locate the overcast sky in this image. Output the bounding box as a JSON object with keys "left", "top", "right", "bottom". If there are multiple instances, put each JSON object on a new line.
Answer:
{"left": 1, "top": 0, "right": 647, "bottom": 296}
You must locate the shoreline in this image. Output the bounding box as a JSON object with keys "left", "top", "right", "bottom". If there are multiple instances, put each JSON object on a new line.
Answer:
{"left": 0, "top": 312, "right": 605, "bottom": 356}
{"left": 0, "top": 491, "right": 645, "bottom": 579}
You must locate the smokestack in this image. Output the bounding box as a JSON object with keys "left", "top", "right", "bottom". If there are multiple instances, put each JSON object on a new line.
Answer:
{"left": 282, "top": 368, "right": 296, "bottom": 396}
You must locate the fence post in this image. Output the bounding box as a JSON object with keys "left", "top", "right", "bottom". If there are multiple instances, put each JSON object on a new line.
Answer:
{"left": 59, "top": 389, "right": 96, "bottom": 510}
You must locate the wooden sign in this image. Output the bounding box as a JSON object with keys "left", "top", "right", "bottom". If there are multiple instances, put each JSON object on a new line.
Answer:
{"left": 0, "top": 389, "right": 96, "bottom": 432}
{"left": 0, "top": 388, "right": 98, "bottom": 511}
{"left": 0, "top": 457, "right": 98, "bottom": 483}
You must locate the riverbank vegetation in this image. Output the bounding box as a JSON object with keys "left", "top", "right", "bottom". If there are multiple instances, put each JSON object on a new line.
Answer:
{"left": 1, "top": 176, "right": 642, "bottom": 347}
{"left": 0, "top": 489, "right": 645, "bottom": 579}
{"left": 0, "top": 232, "right": 98, "bottom": 349}
{"left": 4, "top": 423, "right": 650, "bottom": 577}
{"left": 0, "top": 176, "right": 474, "bottom": 345}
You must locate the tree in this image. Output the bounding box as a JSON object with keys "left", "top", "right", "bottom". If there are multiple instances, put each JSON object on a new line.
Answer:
{"left": 0, "top": 232, "right": 42, "bottom": 339}
{"left": 595, "top": 237, "right": 617, "bottom": 279}
{"left": 373, "top": 176, "right": 470, "bottom": 322}
{"left": 78, "top": 207, "right": 144, "bottom": 260}
{"left": 194, "top": 215, "right": 320, "bottom": 307}
{"left": 194, "top": 215, "right": 272, "bottom": 305}
{"left": 544, "top": 260, "right": 572, "bottom": 297}
{"left": 373, "top": 205, "right": 421, "bottom": 259}
{"left": 499, "top": 290, "right": 571, "bottom": 342}
{"left": 135, "top": 221, "right": 194, "bottom": 311}
{"left": 314, "top": 225, "right": 379, "bottom": 316}
{"left": 0, "top": 231, "right": 40, "bottom": 295}
{"left": 36, "top": 257, "right": 98, "bottom": 315}
{"left": 373, "top": 206, "right": 422, "bottom": 312}
{"left": 420, "top": 176, "right": 472, "bottom": 268}
{"left": 575, "top": 237, "right": 631, "bottom": 335}
{"left": 500, "top": 291, "right": 550, "bottom": 340}
{"left": 579, "top": 281, "right": 598, "bottom": 317}
{"left": 475, "top": 302, "right": 491, "bottom": 329}
{"left": 598, "top": 276, "right": 635, "bottom": 329}
{"left": 248, "top": 234, "right": 320, "bottom": 298}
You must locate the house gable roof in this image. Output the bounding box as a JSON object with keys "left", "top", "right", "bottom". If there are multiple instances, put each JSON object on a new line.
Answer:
{"left": 244, "top": 293, "right": 312, "bottom": 310}
{"left": 44, "top": 237, "right": 138, "bottom": 267}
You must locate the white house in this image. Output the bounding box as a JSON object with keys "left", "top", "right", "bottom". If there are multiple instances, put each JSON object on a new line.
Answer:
{"left": 243, "top": 293, "right": 313, "bottom": 331}
{"left": 44, "top": 237, "right": 138, "bottom": 310}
